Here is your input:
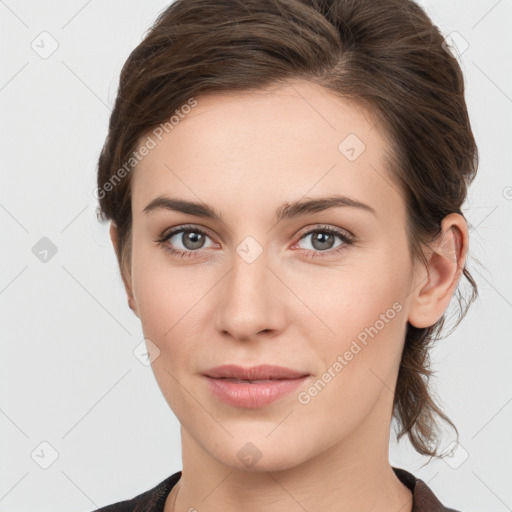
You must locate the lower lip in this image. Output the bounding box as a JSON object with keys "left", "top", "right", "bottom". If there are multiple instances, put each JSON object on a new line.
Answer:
{"left": 204, "top": 376, "right": 310, "bottom": 408}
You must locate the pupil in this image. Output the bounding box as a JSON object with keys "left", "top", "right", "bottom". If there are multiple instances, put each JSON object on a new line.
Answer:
{"left": 314, "top": 232, "right": 333, "bottom": 250}
{"left": 184, "top": 231, "right": 203, "bottom": 249}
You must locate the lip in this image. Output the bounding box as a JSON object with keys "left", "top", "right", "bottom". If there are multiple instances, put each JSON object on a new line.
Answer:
{"left": 203, "top": 364, "right": 309, "bottom": 380}
{"left": 203, "top": 364, "right": 310, "bottom": 408}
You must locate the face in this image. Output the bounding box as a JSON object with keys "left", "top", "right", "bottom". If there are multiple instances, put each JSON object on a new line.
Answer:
{"left": 122, "top": 80, "right": 422, "bottom": 472}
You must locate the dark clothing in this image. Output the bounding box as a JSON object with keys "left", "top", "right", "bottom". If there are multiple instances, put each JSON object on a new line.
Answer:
{"left": 91, "top": 466, "right": 461, "bottom": 512}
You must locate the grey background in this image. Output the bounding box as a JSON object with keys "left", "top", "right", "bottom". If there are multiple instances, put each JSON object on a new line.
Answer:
{"left": 1, "top": 1, "right": 511, "bottom": 511}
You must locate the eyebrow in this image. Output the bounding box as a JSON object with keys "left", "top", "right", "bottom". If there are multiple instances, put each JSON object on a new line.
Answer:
{"left": 143, "top": 194, "right": 377, "bottom": 222}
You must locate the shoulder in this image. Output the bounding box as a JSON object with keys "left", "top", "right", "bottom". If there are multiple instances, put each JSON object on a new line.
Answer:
{"left": 89, "top": 471, "right": 181, "bottom": 512}
{"left": 392, "top": 466, "right": 462, "bottom": 512}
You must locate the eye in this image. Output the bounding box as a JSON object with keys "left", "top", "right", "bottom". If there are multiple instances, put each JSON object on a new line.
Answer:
{"left": 157, "top": 225, "right": 218, "bottom": 258}
{"left": 157, "top": 224, "right": 354, "bottom": 259}
{"left": 293, "top": 225, "right": 354, "bottom": 258}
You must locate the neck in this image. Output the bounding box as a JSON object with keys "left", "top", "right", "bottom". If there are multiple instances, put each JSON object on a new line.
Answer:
{"left": 166, "top": 396, "right": 413, "bottom": 512}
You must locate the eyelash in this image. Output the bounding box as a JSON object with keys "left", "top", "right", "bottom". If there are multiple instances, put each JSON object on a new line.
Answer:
{"left": 156, "top": 224, "right": 355, "bottom": 260}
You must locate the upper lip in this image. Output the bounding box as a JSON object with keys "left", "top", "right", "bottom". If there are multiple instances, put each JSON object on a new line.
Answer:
{"left": 203, "top": 364, "right": 309, "bottom": 380}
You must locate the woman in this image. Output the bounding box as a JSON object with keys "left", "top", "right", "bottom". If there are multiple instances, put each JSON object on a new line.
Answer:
{"left": 93, "top": 0, "right": 478, "bottom": 510}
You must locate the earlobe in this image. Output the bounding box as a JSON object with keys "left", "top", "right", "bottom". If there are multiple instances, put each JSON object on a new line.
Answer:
{"left": 127, "top": 296, "right": 139, "bottom": 318}
{"left": 407, "top": 213, "right": 468, "bottom": 329}
{"left": 109, "top": 222, "right": 119, "bottom": 256}
{"left": 109, "top": 222, "right": 139, "bottom": 318}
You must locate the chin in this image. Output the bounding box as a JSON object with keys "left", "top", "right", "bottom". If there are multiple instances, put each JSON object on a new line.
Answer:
{"left": 211, "top": 437, "right": 311, "bottom": 474}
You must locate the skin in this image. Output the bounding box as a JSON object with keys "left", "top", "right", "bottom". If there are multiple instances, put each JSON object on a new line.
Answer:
{"left": 109, "top": 79, "right": 468, "bottom": 512}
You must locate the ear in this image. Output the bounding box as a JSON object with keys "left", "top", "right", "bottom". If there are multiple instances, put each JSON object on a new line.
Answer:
{"left": 109, "top": 222, "right": 139, "bottom": 318}
{"left": 407, "top": 213, "right": 469, "bottom": 329}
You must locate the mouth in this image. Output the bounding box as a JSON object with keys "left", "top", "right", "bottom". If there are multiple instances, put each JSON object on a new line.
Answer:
{"left": 216, "top": 378, "right": 282, "bottom": 383}
{"left": 202, "top": 364, "right": 311, "bottom": 408}
{"left": 203, "top": 363, "right": 310, "bottom": 381}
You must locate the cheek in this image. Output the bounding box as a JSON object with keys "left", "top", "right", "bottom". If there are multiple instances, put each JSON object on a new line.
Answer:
{"left": 130, "top": 243, "right": 217, "bottom": 374}
{"left": 130, "top": 247, "right": 202, "bottom": 410}
{"left": 131, "top": 240, "right": 192, "bottom": 336}
{"left": 304, "top": 254, "right": 409, "bottom": 393}
{"left": 305, "top": 256, "right": 408, "bottom": 344}
{"left": 131, "top": 257, "right": 177, "bottom": 366}
{"left": 296, "top": 278, "right": 407, "bottom": 434}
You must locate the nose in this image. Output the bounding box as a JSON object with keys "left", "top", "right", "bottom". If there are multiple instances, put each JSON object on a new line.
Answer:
{"left": 214, "top": 246, "right": 285, "bottom": 342}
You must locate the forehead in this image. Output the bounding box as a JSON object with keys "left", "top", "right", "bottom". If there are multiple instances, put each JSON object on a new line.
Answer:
{"left": 131, "top": 80, "right": 404, "bottom": 223}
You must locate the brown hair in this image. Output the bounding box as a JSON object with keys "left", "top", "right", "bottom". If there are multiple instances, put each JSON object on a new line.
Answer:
{"left": 96, "top": 0, "right": 479, "bottom": 458}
